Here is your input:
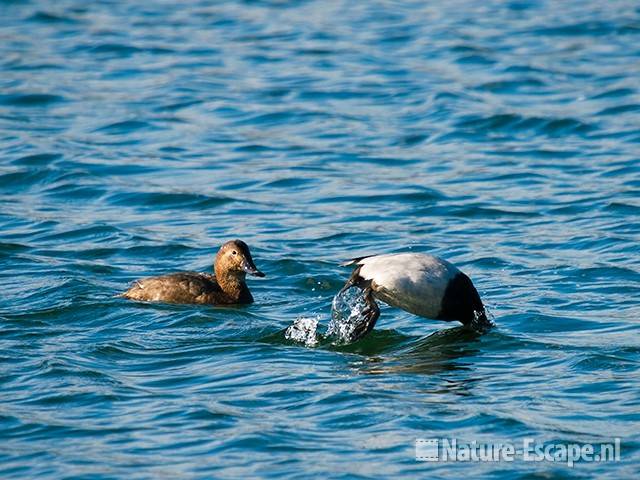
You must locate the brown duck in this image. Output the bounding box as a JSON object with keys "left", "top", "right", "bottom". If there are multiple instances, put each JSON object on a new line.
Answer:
{"left": 121, "top": 239, "right": 265, "bottom": 305}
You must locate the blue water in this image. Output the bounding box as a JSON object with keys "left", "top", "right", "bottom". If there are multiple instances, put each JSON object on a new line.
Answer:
{"left": 1, "top": 0, "right": 640, "bottom": 477}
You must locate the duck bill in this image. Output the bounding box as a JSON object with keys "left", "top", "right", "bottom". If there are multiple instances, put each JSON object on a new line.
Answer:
{"left": 242, "top": 260, "right": 265, "bottom": 277}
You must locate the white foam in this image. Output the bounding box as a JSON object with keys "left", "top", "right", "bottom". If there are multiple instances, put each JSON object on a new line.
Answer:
{"left": 284, "top": 315, "right": 320, "bottom": 347}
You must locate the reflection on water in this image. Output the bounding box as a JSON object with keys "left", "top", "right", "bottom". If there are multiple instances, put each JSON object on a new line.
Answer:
{"left": 1, "top": 0, "right": 640, "bottom": 477}
{"left": 353, "top": 327, "right": 483, "bottom": 376}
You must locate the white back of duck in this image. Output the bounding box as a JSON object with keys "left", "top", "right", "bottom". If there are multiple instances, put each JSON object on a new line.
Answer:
{"left": 356, "top": 253, "right": 459, "bottom": 319}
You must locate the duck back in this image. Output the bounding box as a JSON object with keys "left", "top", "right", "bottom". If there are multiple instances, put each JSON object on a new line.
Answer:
{"left": 122, "top": 272, "right": 252, "bottom": 305}
{"left": 357, "top": 253, "right": 459, "bottom": 319}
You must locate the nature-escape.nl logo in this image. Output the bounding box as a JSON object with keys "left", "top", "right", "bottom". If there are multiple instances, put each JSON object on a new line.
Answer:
{"left": 416, "top": 438, "right": 621, "bottom": 467}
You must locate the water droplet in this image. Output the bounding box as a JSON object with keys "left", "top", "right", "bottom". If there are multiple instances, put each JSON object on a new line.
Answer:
{"left": 285, "top": 316, "right": 320, "bottom": 347}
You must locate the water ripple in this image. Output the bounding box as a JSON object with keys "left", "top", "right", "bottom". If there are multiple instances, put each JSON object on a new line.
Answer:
{"left": 1, "top": 0, "right": 639, "bottom": 478}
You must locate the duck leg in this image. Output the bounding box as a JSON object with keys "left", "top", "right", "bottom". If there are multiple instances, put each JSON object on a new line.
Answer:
{"left": 347, "top": 286, "right": 380, "bottom": 343}
{"left": 337, "top": 266, "right": 381, "bottom": 342}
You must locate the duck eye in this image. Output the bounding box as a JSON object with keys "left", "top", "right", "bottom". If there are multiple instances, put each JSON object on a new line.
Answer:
{"left": 232, "top": 250, "right": 237, "bottom": 255}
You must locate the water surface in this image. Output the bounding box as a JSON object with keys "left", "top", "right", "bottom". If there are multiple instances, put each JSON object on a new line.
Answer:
{"left": 1, "top": 0, "right": 639, "bottom": 478}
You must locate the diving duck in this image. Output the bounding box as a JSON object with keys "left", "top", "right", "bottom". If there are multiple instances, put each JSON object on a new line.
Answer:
{"left": 340, "top": 252, "right": 488, "bottom": 340}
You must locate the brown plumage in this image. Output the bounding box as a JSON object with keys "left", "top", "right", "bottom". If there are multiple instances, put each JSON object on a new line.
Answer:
{"left": 121, "top": 240, "right": 265, "bottom": 305}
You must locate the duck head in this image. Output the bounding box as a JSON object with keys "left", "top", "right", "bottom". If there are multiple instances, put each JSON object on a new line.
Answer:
{"left": 214, "top": 239, "right": 265, "bottom": 279}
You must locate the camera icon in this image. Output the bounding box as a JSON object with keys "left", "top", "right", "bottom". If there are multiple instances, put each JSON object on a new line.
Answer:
{"left": 416, "top": 439, "right": 439, "bottom": 461}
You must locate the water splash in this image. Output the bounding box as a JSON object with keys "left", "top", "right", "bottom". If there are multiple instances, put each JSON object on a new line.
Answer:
{"left": 471, "top": 308, "right": 495, "bottom": 333}
{"left": 286, "top": 289, "right": 494, "bottom": 347}
{"left": 284, "top": 287, "right": 374, "bottom": 346}
{"left": 284, "top": 315, "right": 320, "bottom": 347}
{"left": 326, "top": 286, "right": 372, "bottom": 344}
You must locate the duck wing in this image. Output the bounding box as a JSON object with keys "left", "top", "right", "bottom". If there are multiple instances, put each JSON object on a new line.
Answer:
{"left": 340, "top": 255, "right": 374, "bottom": 267}
{"left": 122, "top": 272, "right": 222, "bottom": 304}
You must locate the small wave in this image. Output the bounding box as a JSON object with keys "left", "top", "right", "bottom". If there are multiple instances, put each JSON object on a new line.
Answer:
{"left": 0, "top": 93, "right": 66, "bottom": 107}
{"left": 596, "top": 104, "right": 640, "bottom": 116}
{"left": 154, "top": 100, "right": 203, "bottom": 112}
{"left": 455, "top": 54, "right": 496, "bottom": 65}
{"left": 604, "top": 202, "right": 640, "bottom": 215}
{"left": 315, "top": 188, "right": 444, "bottom": 205}
{"left": 44, "top": 183, "right": 106, "bottom": 201}
{"left": 12, "top": 152, "right": 62, "bottom": 166}
{"left": 476, "top": 78, "right": 547, "bottom": 94}
{"left": 105, "top": 191, "right": 235, "bottom": 210}
{"left": 0, "top": 168, "right": 53, "bottom": 190}
{"left": 83, "top": 43, "right": 142, "bottom": 56}
{"left": 415, "top": 204, "right": 538, "bottom": 219}
{"left": 233, "top": 110, "right": 331, "bottom": 127}
{"left": 34, "top": 223, "right": 124, "bottom": 243}
{"left": 261, "top": 177, "right": 318, "bottom": 189}
{"left": 590, "top": 87, "right": 636, "bottom": 100}
{"left": 0, "top": 242, "right": 29, "bottom": 259}
{"left": 571, "top": 353, "right": 639, "bottom": 373}
{"left": 27, "top": 11, "right": 80, "bottom": 24}
{"left": 455, "top": 113, "right": 594, "bottom": 137}
{"left": 394, "top": 133, "right": 429, "bottom": 146}
{"left": 94, "top": 120, "right": 157, "bottom": 135}
{"left": 529, "top": 21, "right": 618, "bottom": 37}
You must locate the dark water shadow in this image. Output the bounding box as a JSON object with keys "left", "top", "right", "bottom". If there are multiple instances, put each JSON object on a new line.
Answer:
{"left": 349, "top": 326, "right": 484, "bottom": 376}
{"left": 265, "top": 319, "right": 487, "bottom": 378}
